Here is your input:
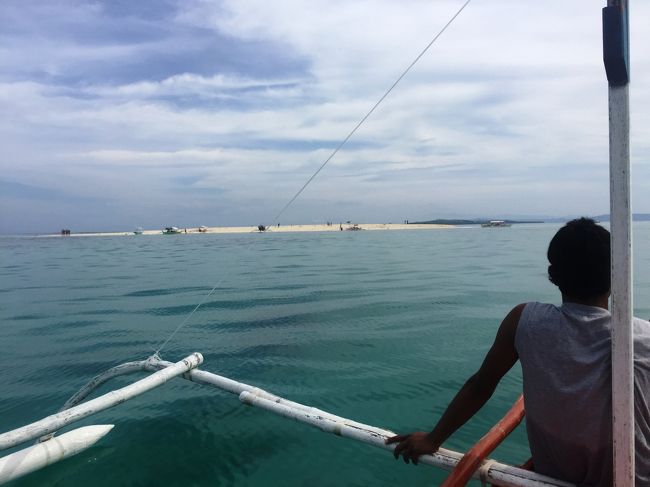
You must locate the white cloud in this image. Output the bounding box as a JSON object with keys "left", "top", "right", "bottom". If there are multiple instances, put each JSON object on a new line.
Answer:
{"left": 83, "top": 73, "right": 305, "bottom": 99}
{"left": 1, "top": 0, "right": 649, "bottom": 233}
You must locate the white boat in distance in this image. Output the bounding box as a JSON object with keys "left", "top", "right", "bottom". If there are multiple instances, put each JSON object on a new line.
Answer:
{"left": 481, "top": 220, "right": 512, "bottom": 228}
{"left": 162, "top": 227, "right": 182, "bottom": 234}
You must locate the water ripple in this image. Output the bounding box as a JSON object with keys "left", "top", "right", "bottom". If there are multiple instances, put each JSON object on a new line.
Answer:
{"left": 4, "top": 225, "right": 650, "bottom": 486}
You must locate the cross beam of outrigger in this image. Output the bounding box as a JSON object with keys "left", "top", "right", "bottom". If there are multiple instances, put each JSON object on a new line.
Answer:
{"left": 0, "top": 353, "right": 572, "bottom": 486}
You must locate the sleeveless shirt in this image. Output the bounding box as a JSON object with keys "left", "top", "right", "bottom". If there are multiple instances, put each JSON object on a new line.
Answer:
{"left": 515, "top": 302, "right": 650, "bottom": 486}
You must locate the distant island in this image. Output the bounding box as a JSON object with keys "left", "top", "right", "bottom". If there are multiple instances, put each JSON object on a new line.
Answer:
{"left": 411, "top": 219, "right": 543, "bottom": 225}
{"left": 533, "top": 213, "right": 650, "bottom": 223}
{"left": 413, "top": 214, "right": 650, "bottom": 225}
{"left": 13, "top": 214, "right": 650, "bottom": 237}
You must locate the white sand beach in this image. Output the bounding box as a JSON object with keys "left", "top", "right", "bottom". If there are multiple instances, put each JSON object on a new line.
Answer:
{"left": 52, "top": 223, "right": 453, "bottom": 237}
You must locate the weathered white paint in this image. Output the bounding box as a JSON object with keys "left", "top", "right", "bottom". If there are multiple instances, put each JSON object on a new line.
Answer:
{"left": 0, "top": 353, "right": 202, "bottom": 451}
{"left": 1, "top": 355, "right": 574, "bottom": 485}
{"left": 59, "top": 360, "right": 150, "bottom": 412}
{"left": 609, "top": 82, "right": 635, "bottom": 485}
{"left": 0, "top": 425, "right": 113, "bottom": 485}
{"left": 239, "top": 391, "right": 573, "bottom": 487}
{"left": 38, "top": 360, "right": 150, "bottom": 443}
{"left": 145, "top": 358, "right": 380, "bottom": 432}
{"left": 145, "top": 358, "right": 572, "bottom": 486}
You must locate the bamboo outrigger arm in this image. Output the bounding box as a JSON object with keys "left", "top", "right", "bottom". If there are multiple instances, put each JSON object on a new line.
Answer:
{"left": 37, "top": 359, "right": 153, "bottom": 443}
{"left": 144, "top": 357, "right": 574, "bottom": 487}
{"left": 0, "top": 353, "right": 203, "bottom": 485}
{"left": 1, "top": 355, "right": 572, "bottom": 486}
{"left": 0, "top": 353, "right": 203, "bottom": 451}
{"left": 0, "top": 353, "right": 572, "bottom": 487}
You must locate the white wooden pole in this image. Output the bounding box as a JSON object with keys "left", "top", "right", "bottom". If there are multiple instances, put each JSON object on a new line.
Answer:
{"left": 609, "top": 82, "right": 635, "bottom": 487}
{"left": 58, "top": 361, "right": 150, "bottom": 412}
{"left": 0, "top": 425, "right": 114, "bottom": 485}
{"left": 38, "top": 360, "right": 150, "bottom": 443}
{"left": 603, "top": 1, "right": 634, "bottom": 485}
{"left": 0, "top": 353, "right": 202, "bottom": 451}
{"left": 145, "top": 358, "right": 379, "bottom": 431}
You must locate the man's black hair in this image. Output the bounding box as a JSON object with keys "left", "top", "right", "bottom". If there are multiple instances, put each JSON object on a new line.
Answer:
{"left": 547, "top": 217, "right": 611, "bottom": 299}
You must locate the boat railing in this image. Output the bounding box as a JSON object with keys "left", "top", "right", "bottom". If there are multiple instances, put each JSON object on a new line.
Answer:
{"left": 0, "top": 353, "right": 573, "bottom": 486}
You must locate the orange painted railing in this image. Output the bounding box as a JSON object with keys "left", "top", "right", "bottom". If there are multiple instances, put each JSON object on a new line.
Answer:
{"left": 441, "top": 394, "right": 526, "bottom": 487}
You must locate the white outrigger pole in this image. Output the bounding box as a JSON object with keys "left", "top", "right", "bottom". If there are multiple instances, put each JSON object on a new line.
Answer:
{"left": 0, "top": 354, "right": 573, "bottom": 486}
{"left": 603, "top": 1, "right": 634, "bottom": 486}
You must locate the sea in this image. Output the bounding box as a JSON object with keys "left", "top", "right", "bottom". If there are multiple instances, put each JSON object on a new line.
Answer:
{"left": 2, "top": 223, "right": 650, "bottom": 486}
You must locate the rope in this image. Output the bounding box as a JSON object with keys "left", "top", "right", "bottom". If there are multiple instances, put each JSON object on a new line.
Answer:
{"left": 153, "top": 0, "right": 473, "bottom": 356}
{"left": 479, "top": 459, "right": 498, "bottom": 486}
{"left": 153, "top": 281, "right": 225, "bottom": 355}
{"left": 270, "top": 0, "right": 473, "bottom": 226}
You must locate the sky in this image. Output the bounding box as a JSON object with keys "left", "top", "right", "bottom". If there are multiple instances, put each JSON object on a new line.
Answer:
{"left": 1, "top": 0, "right": 649, "bottom": 234}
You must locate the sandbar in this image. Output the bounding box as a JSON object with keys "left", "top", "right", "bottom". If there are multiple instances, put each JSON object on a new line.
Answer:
{"left": 49, "top": 223, "right": 453, "bottom": 237}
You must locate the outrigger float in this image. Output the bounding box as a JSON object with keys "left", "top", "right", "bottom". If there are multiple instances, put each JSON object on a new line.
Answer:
{"left": 0, "top": 0, "right": 635, "bottom": 485}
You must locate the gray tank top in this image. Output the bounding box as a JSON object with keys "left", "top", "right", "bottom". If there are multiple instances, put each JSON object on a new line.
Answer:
{"left": 515, "top": 302, "right": 650, "bottom": 486}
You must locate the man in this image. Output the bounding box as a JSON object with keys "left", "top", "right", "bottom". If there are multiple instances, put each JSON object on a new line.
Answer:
{"left": 387, "top": 218, "right": 650, "bottom": 485}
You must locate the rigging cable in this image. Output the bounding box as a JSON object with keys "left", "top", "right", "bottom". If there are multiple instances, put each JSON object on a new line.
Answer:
{"left": 153, "top": 0, "right": 472, "bottom": 356}
{"left": 271, "top": 0, "right": 472, "bottom": 225}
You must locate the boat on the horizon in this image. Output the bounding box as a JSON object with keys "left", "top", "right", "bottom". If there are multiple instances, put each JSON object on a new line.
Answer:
{"left": 162, "top": 226, "right": 182, "bottom": 235}
{"left": 346, "top": 223, "right": 363, "bottom": 231}
{"left": 481, "top": 220, "right": 511, "bottom": 228}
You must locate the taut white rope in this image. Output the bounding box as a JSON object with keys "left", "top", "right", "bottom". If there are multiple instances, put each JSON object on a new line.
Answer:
{"left": 153, "top": 0, "right": 473, "bottom": 356}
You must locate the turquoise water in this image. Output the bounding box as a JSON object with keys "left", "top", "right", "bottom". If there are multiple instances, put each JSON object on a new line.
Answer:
{"left": 2, "top": 224, "right": 650, "bottom": 486}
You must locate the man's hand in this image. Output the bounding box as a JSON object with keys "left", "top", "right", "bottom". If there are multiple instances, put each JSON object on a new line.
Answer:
{"left": 385, "top": 432, "right": 441, "bottom": 465}
{"left": 384, "top": 306, "right": 523, "bottom": 467}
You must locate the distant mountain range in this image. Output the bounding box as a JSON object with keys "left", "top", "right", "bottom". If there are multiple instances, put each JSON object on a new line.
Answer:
{"left": 542, "top": 214, "right": 650, "bottom": 223}
{"left": 412, "top": 219, "right": 542, "bottom": 225}
{"left": 413, "top": 214, "right": 650, "bottom": 225}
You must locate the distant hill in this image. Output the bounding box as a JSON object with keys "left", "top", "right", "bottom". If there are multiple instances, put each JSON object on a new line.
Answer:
{"left": 543, "top": 214, "right": 650, "bottom": 223}
{"left": 412, "top": 219, "right": 543, "bottom": 225}
{"left": 412, "top": 214, "right": 650, "bottom": 225}
{"left": 592, "top": 214, "right": 650, "bottom": 222}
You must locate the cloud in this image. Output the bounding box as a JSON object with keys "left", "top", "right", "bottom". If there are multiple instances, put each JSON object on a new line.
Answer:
{"left": 1, "top": 0, "right": 649, "bottom": 233}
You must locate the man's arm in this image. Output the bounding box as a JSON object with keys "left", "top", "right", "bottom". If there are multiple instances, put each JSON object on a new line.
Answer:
{"left": 386, "top": 303, "right": 524, "bottom": 465}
